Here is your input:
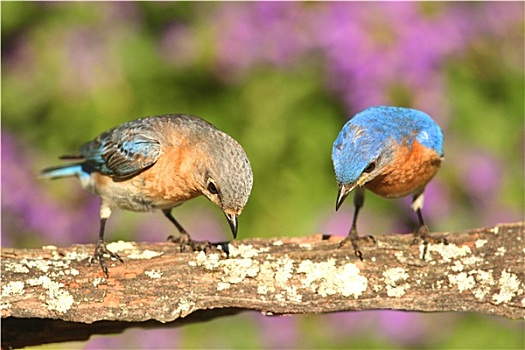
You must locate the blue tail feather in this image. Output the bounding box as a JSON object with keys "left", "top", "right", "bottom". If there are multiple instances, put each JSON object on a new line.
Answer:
{"left": 40, "top": 163, "right": 88, "bottom": 179}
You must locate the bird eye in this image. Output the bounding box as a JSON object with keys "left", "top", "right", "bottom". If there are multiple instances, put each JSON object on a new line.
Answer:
{"left": 207, "top": 181, "right": 219, "bottom": 195}
{"left": 363, "top": 162, "right": 376, "bottom": 173}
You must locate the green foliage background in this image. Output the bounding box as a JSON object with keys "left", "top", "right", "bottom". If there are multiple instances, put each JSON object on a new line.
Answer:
{"left": 2, "top": 2, "right": 523, "bottom": 349}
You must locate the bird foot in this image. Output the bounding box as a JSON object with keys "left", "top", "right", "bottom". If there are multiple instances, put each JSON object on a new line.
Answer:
{"left": 167, "top": 232, "right": 213, "bottom": 253}
{"left": 339, "top": 229, "right": 375, "bottom": 260}
{"left": 89, "top": 239, "right": 123, "bottom": 277}
{"left": 411, "top": 225, "right": 448, "bottom": 259}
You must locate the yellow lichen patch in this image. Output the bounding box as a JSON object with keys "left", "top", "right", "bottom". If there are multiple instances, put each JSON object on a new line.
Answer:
{"left": 144, "top": 269, "right": 162, "bottom": 279}
{"left": 297, "top": 259, "right": 368, "bottom": 298}
{"left": 425, "top": 242, "right": 472, "bottom": 262}
{"left": 26, "top": 276, "right": 74, "bottom": 313}
{"left": 448, "top": 272, "right": 476, "bottom": 292}
{"left": 383, "top": 267, "right": 410, "bottom": 297}
{"left": 492, "top": 270, "right": 522, "bottom": 304}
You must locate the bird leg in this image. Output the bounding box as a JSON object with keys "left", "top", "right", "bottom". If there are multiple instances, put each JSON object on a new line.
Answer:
{"left": 339, "top": 187, "right": 375, "bottom": 260}
{"left": 89, "top": 214, "right": 123, "bottom": 277}
{"left": 411, "top": 191, "right": 448, "bottom": 259}
{"left": 163, "top": 209, "right": 212, "bottom": 252}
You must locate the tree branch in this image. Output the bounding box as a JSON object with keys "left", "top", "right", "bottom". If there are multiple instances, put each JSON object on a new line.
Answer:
{"left": 2, "top": 222, "right": 524, "bottom": 348}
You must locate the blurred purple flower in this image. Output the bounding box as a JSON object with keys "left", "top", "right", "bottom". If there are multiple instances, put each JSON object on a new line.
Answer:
{"left": 59, "top": 26, "right": 124, "bottom": 97}
{"left": 1, "top": 131, "right": 98, "bottom": 247}
{"left": 453, "top": 149, "right": 523, "bottom": 225}
{"left": 320, "top": 200, "right": 404, "bottom": 237}
{"left": 256, "top": 313, "right": 300, "bottom": 349}
{"left": 211, "top": 2, "right": 310, "bottom": 79}
{"left": 483, "top": 206, "right": 523, "bottom": 228}
{"left": 377, "top": 310, "right": 428, "bottom": 345}
{"left": 325, "top": 310, "right": 444, "bottom": 347}
{"left": 477, "top": 2, "right": 524, "bottom": 38}
{"left": 85, "top": 327, "right": 180, "bottom": 349}
{"left": 324, "top": 311, "right": 368, "bottom": 339}
{"left": 208, "top": 1, "right": 522, "bottom": 122}
{"left": 312, "top": 2, "right": 473, "bottom": 118}
{"left": 458, "top": 150, "right": 502, "bottom": 201}
{"left": 320, "top": 207, "right": 365, "bottom": 238}
{"left": 401, "top": 180, "right": 451, "bottom": 227}
{"left": 103, "top": 1, "right": 141, "bottom": 27}
{"left": 52, "top": 2, "right": 141, "bottom": 97}
{"left": 160, "top": 23, "right": 200, "bottom": 68}
{"left": 183, "top": 209, "right": 227, "bottom": 242}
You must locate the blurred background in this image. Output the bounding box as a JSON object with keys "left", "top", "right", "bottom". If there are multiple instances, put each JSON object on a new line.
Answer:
{"left": 2, "top": 2, "right": 523, "bottom": 349}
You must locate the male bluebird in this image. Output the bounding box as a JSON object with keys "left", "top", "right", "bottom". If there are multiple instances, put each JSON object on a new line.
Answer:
{"left": 332, "top": 106, "right": 444, "bottom": 259}
{"left": 41, "top": 114, "right": 253, "bottom": 275}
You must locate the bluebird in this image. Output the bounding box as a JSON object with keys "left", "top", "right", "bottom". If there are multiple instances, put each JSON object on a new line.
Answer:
{"left": 41, "top": 114, "right": 253, "bottom": 275}
{"left": 332, "top": 106, "right": 444, "bottom": 259}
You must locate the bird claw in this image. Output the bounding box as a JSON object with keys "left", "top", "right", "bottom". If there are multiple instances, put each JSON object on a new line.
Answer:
{"left": 89, "top": 239, "right": 123, "bottom": 277}
{"left": 167, "top": 232, "right": 213, "bottom": 253}
{"left": 412, "top": 226, "right": 448, "bottom": 260}
{"left": 339, "top": 230, "right": 375, "bottom": 260}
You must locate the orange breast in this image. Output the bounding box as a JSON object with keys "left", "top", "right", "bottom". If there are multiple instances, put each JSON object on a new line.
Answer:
{"left": 365, "top": 140, "right": 441, "bottom": 198}
{"left": 133, "top": 142, "right": 202, "bottom": 204}
{"left": 92, "top": 141, "right": 203, "bottom": 211}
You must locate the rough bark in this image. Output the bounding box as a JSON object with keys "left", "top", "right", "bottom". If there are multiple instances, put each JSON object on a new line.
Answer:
{"left": 2, "top": 222, "right": 524, "bottom": 348}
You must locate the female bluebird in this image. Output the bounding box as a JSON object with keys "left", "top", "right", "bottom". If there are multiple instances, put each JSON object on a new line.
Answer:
{"left": 41, "top": 114, "right": 253, "bottom": 275}
{"left": 332, "top": 106, "right": 444, "bottom": 259}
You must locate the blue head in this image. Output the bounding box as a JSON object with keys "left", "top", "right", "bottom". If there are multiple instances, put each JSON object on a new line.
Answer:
{"left": 332, "top": 106, "right": 443, "bottom": 209}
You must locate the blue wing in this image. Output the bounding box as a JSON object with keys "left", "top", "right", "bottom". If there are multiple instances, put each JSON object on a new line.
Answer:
{"left": 80, "top": 122, "right": 162, "bottom": 178}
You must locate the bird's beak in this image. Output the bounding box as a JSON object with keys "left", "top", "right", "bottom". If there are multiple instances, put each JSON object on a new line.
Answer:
{"left": 224, "top": 213, "right": 238, "bottom": 239}
{"left": 335, "top": 184, "right": 354, "bottom": 211}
